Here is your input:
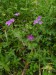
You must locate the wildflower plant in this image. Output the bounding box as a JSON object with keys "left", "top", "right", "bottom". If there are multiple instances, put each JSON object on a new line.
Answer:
{"left": 0, "top": 0, "right": 56, "bottom": 75}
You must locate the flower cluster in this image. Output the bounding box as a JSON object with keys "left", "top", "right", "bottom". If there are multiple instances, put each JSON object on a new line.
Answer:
{"left": 33, "top": 16, "right": 43, "bottom": 25}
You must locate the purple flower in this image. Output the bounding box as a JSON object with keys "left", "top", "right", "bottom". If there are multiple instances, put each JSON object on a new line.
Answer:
{"left": 27, "top": 35, "right": 34, "bottom": 41}
{"left": 33, "top": 16, "right": 43, "bottom": 25}
{"left": 37, "top": 16, "right": 42, "bottom": 21}
{"left": 5, "top": 18, "right": 15, "bottom": 26}
{"left": 14, "top": 12, "right": 20, "bottom": 16}
{"left": 10, "top": 18, "right": 15, "bottom": 22}
{"left": 33, "top": 19, "right": 38, "bottom": 25}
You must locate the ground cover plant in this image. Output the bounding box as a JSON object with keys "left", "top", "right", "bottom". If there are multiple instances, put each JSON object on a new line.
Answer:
{"left": 0, "top": 0, "right": 56, "bottom": 75}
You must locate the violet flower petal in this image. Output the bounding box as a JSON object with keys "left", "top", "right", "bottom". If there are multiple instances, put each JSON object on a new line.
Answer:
{"left": 10, "top": 18, "right": 15, "bottom": 22}
{"left": 5, "top": 18, "right": 15, "bottom": 26}
{"left": 33, "top": 19, "right": 38, "bottom": 25}
{"left": 27, "top": 35, "right": 34, "bottom": 41}
{"left": 6, "top": 21, "right": 12, "bottom": 26}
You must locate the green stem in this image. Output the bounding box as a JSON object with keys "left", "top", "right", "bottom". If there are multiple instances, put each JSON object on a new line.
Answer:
{"left": 5, "top": 30, "right": 8, "bottom": 42}
{"left": 38, "top": 47, "right": 41, "bottom": 75}
{"left": 39, "top": 59, "right": 41, "bottom": 75}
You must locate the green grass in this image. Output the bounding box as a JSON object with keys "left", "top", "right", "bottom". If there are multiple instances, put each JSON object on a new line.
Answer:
{"left": 0, "top": 0, "right": 56, "bottom": 75}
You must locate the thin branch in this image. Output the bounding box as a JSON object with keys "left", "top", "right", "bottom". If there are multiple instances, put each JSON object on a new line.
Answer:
{"left": 21, "top": 62, "right": 29, "bottom": 75}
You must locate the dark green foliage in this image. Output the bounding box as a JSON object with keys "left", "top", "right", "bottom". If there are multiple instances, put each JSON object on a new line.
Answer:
{"left": 0, "top": 0, "right": 56, "bottom": 75}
